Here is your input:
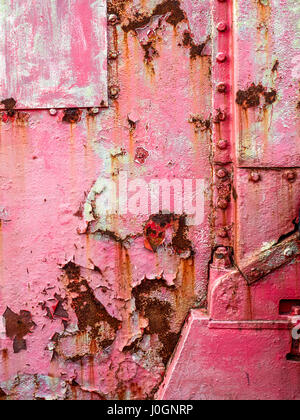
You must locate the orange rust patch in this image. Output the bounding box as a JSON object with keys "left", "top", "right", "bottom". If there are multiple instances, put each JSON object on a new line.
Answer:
{"left": 3, "top": 307, "right": 36, "bottom": 353}
{"left": 144, "top": 213, "right": 193, "bottom": 255}
{"left": 236, "top": 83, "right": 277, "bottom": 108}
{"left": 63, "top": 108, "right": 82, "bottom": 124}
{"left": 67, "top": 278, "right": 121, "bottom": 341}
{"left": 120, "top": 0, "right": 186, "bottom": 33}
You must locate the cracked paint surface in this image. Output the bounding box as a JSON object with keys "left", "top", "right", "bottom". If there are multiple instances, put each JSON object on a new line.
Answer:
{"left": 0, "top": 0, "right": 212, "bottom": 400}
{"left": 0, "top": 0, "right": 299, "bottom": 401}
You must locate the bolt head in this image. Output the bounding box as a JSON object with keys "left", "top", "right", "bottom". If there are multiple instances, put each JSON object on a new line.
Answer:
{"left": 49, "top": 109, "right": 57, "bottom": 116}
{"left": 216, "top": 168, "right": 228, "bottom": 178}
{"left": 217, "top": 82, "right": 227, "bottom": 93}
{"left": 91, "top": 107, "right": 99, "bottom": 115}
{"left": 218, "top": 228, "right": 228, "bottom": 238}
{"left": 109, "top": 86, "right": 120, "bottom": 99}
{"left": 214, "top": 110, "right": 227, "bottom": 122}
{"left": 215, "top": 247, "right": 228, "bottom": 258}
{"left": 217, "top": 198, "right": 229, "bottom": 210}
{"left": 108, "top": 14, "right": 119, "bottom": 25}
{"left": 217, "top": 22, "right": 227, "bottom": 32}
{"left": 217, "top": 139, "right": 228, "bottom": 150}
{"left": 109, "top": 51, "right": 119, "bottom": 60}
{"left": 147, "top": 29, "right": 156, "bottom": 40}
{"left": 285, "top": 170, "right": 296, "bottom": 183}
{"left": 249, "top": 171, "right": 261, "bottom": 183}
{"left": 216, "top": 52, "right": 227, "bottom": 63}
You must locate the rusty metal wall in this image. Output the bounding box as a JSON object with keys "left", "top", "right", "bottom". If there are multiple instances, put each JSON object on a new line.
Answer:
{"left": 0, "top": 0, "right": 213, "bottom": 400}
{"left": 0, "top": 0, "right": 299, "bottom": 400}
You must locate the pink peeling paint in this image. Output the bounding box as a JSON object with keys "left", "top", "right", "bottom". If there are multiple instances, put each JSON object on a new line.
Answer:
{"left": 0, "top": 0, "right": 108, "bottom": 108}
{"left": 0, "top": 0, "right": 299, "bottom": 401}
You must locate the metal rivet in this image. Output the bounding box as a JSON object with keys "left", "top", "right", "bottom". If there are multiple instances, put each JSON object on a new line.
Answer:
{"left": 216, "top": 168, "right": 228, "bottom": 178}
{"left": 249, "top": 171, "right": 261, "bottom": 183}
{"left": 109, "top": 51, "right": 119, "bottom": 60}
{"left": 284, "top": 170, "right": 296, "bottom": 183}
{"left": 217, "top": 198, "right": 229, "bottom": 210}
{"left": 108, "top": 14, "right": 119, "bottom": 25}
{"left": 109, "top": 86, "right": 120, "bottom": 99}
{"left": 147, "top": 29, "right": 156, "bottom": 40}
{"left": 217, "top": 82, "right": 227, "bottom": 93}
{"left": 214, "top": 110, "right": 227, "bottom": 123}
{"left": 216, "top": 52, "right": 227, "bottom": 63}
{"left": 217, "top": 22, "right": 227, "bottom": 32}
{"left": 49, "top": 109, "right": 57, "bottom": 116}
{"left": 215, "top": 247, "right": 228, "bottom": 259}
{"left": 217, "top": 139, "right": 228, "bottom": 150}
{"left": 218, "top": 228, "right": 228, "bottom": 238}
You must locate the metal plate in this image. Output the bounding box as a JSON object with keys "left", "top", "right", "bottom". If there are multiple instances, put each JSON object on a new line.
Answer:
{"left": 0, "top": 0, "right": 108, "bottom": 109}
{"left": 235, "top": 0, "right": 300, "bottom": 167}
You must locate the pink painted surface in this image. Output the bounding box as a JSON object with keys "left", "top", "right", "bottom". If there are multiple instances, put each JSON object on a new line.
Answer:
{"left": 0, "top": 0, "right": 108, "bottom": 108}
{"left": 0, "top": 0, "right": 213, "bottom": 400}
{"left": 0, "top": 0, "right": 299, "bottom": 400}
{"left": 235, "top": 0, "right": 300, "bottom": 167}
{"left": 158, "top": 310, "right": 300, "bottom": 400}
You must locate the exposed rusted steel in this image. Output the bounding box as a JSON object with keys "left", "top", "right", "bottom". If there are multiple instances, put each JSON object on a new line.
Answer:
{"left": 239, "top": 233, "right": 300, "bottom": 285}
{"left": 62, "top": 109, "right": 82, "bottom": 124}
{"left": 3, "top": 308, "right": 36, "bottom": 354}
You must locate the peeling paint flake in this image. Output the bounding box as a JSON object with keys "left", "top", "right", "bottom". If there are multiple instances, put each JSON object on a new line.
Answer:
{"left": 3, "top": 307, "right": 36, "bottom": 354}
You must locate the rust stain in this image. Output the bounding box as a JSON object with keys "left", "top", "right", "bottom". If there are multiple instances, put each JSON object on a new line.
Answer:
{"left": 63, "top": 108, "right": 82, "bottom": 124}
{"left": 181, "top": 31, "right": 210, "bottom": 60}
{"left": 66, "top": 276, "right": 121, "bottom": 342}
{"left": 0, "top": 387, "right": 7, "bottom": 400}
{"left": 144, "top": 213, "right": 193, "bottom": 255}
{"left": 236, "top": 83, "right": 265, "bottom": 108}
{"left": 3, "top": 307, "right": 36, "bottom": 353}
{"left": 189, "top": 115, "right": 211, "bottom": 132}
{"left": 1, "top": 349, "right": 9, "bottom": 380}
{"left": 132, "top": 279, "right": 180, "bottom": 365}
{"left": 171, "top": 215, "right": 193, "bottom": 255}
{"left": 1, "top": 98, "right": 16, "bottom": 117}
{"left": 236, "top": 83, "right": 277, "bottom": 109}
{"left": 121, "top": 0, "right": 186, "bottom": 33}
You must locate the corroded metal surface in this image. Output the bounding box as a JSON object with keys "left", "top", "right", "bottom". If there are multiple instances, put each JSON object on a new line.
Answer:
{"left": 0, "top": 0, "right": 299, "bottom": 400}
{"left": 0, "top": 0, "right": 212, "bottom": 400}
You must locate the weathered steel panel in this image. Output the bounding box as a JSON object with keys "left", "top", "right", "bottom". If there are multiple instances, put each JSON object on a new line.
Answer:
{"left": 235, "top": 0, "right": 300, "bottom": 167}
{"left": 0, "top": 0, "right": 299, "bottom": 401}
{"left": 0, "top": 0, "right": 213, "bottom": 400}
{"left": 235, "top": 168, "right": 300, "bottom": 262}
{"left": 157, "top": 0, "right": 300, "bottom": 401}
{"left": 0, "top": 0, "right": 108, "bottom": 109}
